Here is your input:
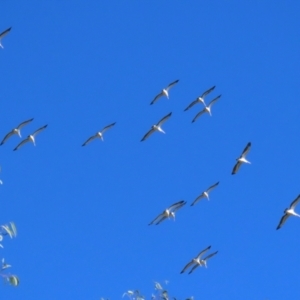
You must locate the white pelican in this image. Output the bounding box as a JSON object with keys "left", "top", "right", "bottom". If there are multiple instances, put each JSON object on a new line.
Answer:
{"left": 277, "top": 195, "right": 300, "bottom": 230}
{"left": 184, "top": 86, "right": 215, "bottom": 111}
{"left": 82, "top": 122, "right": 116, "bottom": 146}
{"left": 0, "top": 118, "right": 34, "bottom": 145}
{"left": 232, "top": 142, "right": 251, "bottom": 175}
{"left": 148, "top": 200, "right": 186, "bottom": 225}
{"left": 13, "top": 125, "right": 47, "bottom": 151}
{"left": 150, "top": 80, "right": 179, "bottom": 105}
{"left": 0, "top": 27, "right": 11, "bottom": 49}
{"left": 191, "top": 182, "right": 219, "bottom": 206}
{"left": 191, "top": 95, "right": 221, "bottom": 122}
{"left": 180, "top": 245, "right": 211, "bottom": 273}
{"left": 188, "top": 251, "right": 218, "bottom": 274}
{"left": 141, "top": 112, "right": 172, "bottom": 141}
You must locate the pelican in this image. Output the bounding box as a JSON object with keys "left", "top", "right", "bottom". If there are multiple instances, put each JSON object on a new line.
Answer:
{"left": 188, "top": 251, "right": 218, "bottom": 274}
{"left": 148, "top": 200, "right": 186, "bottom": 225}
{"left": 0, "top": 27, "right": 11, "bottom": 49}
{"left": 277, "top": 195, "right": 300, "bottom": 230}
{"left": 0, "top": 118, "right": 34, "bottom": 145}
{"left": 180, "top": 245, "right": 211, "bottom": 273}
{"left": 191, "top": 95, "right": 221, "bottom": 122}
{"left": 184, "top": 86, "right": 215, "bottom": 111}
{"left": 13, "top": 125, "right": 47, "bottom": 151}
{"left": 232, "top": 142, "right": 251, "bottom": 175}
{"left": 191, "top": 182, "right": 219, "bottom": 206}
{"left": 141, "top": 112, "right": 172, "bottom": 141}
{"left": 82, "top": 122, "right": 116, "bottom": 146}
{"left": 150, "top": 80, "right": 179, "bottom": 105}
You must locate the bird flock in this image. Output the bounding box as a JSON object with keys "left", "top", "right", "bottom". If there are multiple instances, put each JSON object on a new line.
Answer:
{"left": 1, "top": 25, "right": 299, "bottom": 282}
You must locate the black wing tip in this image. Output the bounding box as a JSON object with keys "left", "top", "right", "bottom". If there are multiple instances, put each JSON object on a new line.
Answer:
{"left": 276, "top": 226, "right": 280, "bottom": 230}
{"left": 13, "top": 148, "right": 17, "bottom": 151}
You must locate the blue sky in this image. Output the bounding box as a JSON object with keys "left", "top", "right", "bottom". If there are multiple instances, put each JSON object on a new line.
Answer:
{"left": 1, "top": 1, "right": 300, "bottom": 299}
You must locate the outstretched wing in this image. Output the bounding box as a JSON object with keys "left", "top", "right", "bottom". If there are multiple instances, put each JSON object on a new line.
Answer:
{"left": 184, "top": 99, "right": 199, "bottom": 111}
{"left": 157, "top": 112, "right": 172, "bottom": 127}
{"left": 141, "top": 128, "right": 155, "bottom": 142}
{"left": 180, "top": 260, "right": 194, "bottom": 274}
{"left": 206, "top": 182, "right": 219, "bottom": 193}
{"left": 196, "top": 245, "right": 211, "bottom": 259}
{"left": 190, "top": 193, "right": 205, "bottom": 206}
{"left": 0, "top": 130, "right": 15, "bottom": 145}
{"left": 148, "top": 212, "right": 164, "bottom": 225}
{"left": 203, "top": 251, "right": 218, "bottom": 261}
{"left": 155, "top": 216, "right": 168, "bottom": 225}
{"left": 207, "top": 95, "right": 221, "bottom": 108}
{"left": 188, "top": 264, "right": 200, "bottom": 274}
{"left": 0, "top": 27, "right": 12, "bottom": 39}
{"left": 150, "top": 91, "right": 164, "bottom": 105}
{"left": 101, "top": 122, "right": 116, "bottom": 134}
{"left": 165, "top": 79, "right": 179, "bottom": 91}
{"left": 232, "top": 161, "right": 242, "bottom": 175}
{"left": 241, "top": 142, "right": 251, "bottom": 157}
{"left": 169, "top": 200, "right": 186, "bottom": 212}
{"left": 276, "top": 213, "right": 289, "bottom": 230}
{"left": 191, "top": 109, "right": 206, "bottom": 123}
{"left": 200, "top": 85, "right": 215, "bottom": 98}
{"left": 13, "top": 137, "right": 30, "bottom": 151}
{"left": 17, "top": 118, "right": 34, "bottom": 130}
{"left": 32, "top": 125, "right": 47, "bottom": 137}
{"left": 82, "top": 134, "right": 98, "bottom": 146}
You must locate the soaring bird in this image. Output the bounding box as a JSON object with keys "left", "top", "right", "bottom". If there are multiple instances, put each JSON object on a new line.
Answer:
{"left": 141, "top": 112, "right": 172, "bottom": 141}
{"left": 232, "top": 142, "right": 251, "bottom": 174}
{"left": 82, "top": 122, "right": 116, "bottom": 146}
{"left": 148, "top": 200, "right": 186, "bottom": 225}
{"left": 0, "top": 118, "right": 34, "bottom": 145}
{"left": 191, "top": 182, "right": 219, "bottom": 206}
{"left": 180, "top": 246, "right": 216, "bottom": 274}
{"left": 150, "top": 80, "right": 179, "bottom": 105}
{"left": 13, "top": 125, "right": 47, "bottom": 151}
{"left": 191, "top": 95, "right": 221, "bottom": 123}
{"left": 188, "top": 251, "right": 218, "bottom": 274}
{"left": 0, "top": 27, "right": 12, "bottom": 49}
{"left": 184, "top": 86, "right": 215, "bottom": 111}
{"left": 277, "top": 195, "right": 300, "bottom": 230}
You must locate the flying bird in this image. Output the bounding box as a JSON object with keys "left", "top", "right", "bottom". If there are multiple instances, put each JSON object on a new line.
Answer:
{"left": 277, "top": 195, "right": 300, "bottom": 230}
{"left": 184, "top": 86, "right": 215, "bottom": 111}
{"left": 180, "top": 245, "right": 211, "bottom": 274}
{"left": 0, "top": 27, "right": 11, "bottom": 48}
{"left": 0, "top": 118, "right": 34, "bottom": 145}
{"left": 188, "top": 251, "right": 218, "bottom": 274}
{"left": 191, "top": 182, "right": 219, "bottom": 206}
{"left": 148, "top": 200, "right": 186, "bottom": 225}
{"left": 232, "top": 142, "right": 251, "bottom": 175}
{"left": 141, "top": 112, "right": 172, "bottom": 141}
{"left": 13, "top": 125, "right": 47, "bottom": 151}
{"left": 150, "top": 80, "right": 179, "bottom": 105}
{"left": 191, "top": 95, "right": 221, "bottom": 123}
{"left": 82, "top": 122, "right": 116, "bottom": 146}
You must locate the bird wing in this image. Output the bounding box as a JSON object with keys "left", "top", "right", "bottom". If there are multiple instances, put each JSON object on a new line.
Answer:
{"left": 190, "top": 193, "right": 205, "bottom": 206}
{"left": 290, "top": 194, "right": 300, "bottom": 209}
{"left": 148, "top": 211, "right": 165, "bottom": 225}
{"left": 0, "top": 130, "right": 15, "bottom": 145}
{"left": 207, "top": 95, "right": 221, "bottom": 108}
{"left": 191, "top": 109, "right": 206, "bottom": 123}
{"left": 82, "top": 134, "right": 98, "bottom": 146}
{"left": 200, "top": 86, "right": 216, "bottom": 98}
{"left": 165, "top": 79, "right": 179, "bottom": 91}
{"left": 241, "top": 142, "right": 251, "bottom": 157}
{"left": 276, "top": 213, "right": 290, "bottom": 230}
{"left": 196, "top": 245, "right": 212, "bottom": 259}
{"left": 232, "top": 161, "right": 242, "bottom": 175}
{"left": 171, "top": 201, "right": 186, "bottom": 212}
{"left": 101, "top": 122, "right": 116, "bottom": 134}
{"left": 150, "top": 91, "right": 164, "bottom": 105}
{"left": 157, "top": 112, "right": 172, "bottom": 127}
{"left": 141, "top": 128, "right": 155, "bottom": 142}
{"left": 203, "top": 251, "right": 218, "bottom": 261}
{"left": 180, "top": 260, "right": 194, "bottom": 273}
{"left": 13, "top": 137, "right": 30, "bottom": 151}
{"left": 206, "top": 182, "right": 219, "bottom": 193}
{"left": 184, "top": 99, "right": 199, "bottom": 111}
{"left": 188, "top": 264, "right": 200, "bottom": 274}
{"left": 17, "top": 118, "right": 34, "bottom": 130}
{"left": 168, "top": 200, "right": 186, "bottom": 212}
{"left": 0, "top": 27, "right": 12, "bottom": 39}
{"left": 155, "top": 216, "right": 168, "bottom": 225}
{"left": 32, "top": 125, "right": 47, "bottom": 137}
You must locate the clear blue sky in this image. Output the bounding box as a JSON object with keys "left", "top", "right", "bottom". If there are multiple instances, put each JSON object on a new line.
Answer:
{"left": 1, "top": 1, "right": 300, "bottom": 299}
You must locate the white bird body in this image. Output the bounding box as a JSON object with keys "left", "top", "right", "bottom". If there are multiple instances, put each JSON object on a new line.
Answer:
{"left": 184, "top": 86, "right": 216, "bottom": 111}
{"left": 191, "top": 182, "right": 219, "bottom": 206}
{"left": 277, "top": 195, "right": 300, "bottom": 230}
{"left": 192, "top": 95, "right": 221, "bottom": 123}
{"left": 82, "top": 122, "right": 116, "bottom": 146}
